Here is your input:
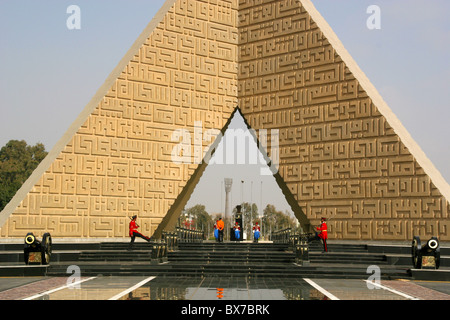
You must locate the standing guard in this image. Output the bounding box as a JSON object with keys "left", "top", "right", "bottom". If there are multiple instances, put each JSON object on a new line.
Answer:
{"left": 234, "top": 222, "right": 241, "bottom": 241}
{"left": 253, "top": 222, "right": 261, "bottom": 243}
{"left": 128, "top": 215, "right": 151, "bottom": 250}
{"left": 213, "top": 223, "right": 219, "bottom": 242}
{"left": 316, "top": 217, "right": 328, "bottom": 252}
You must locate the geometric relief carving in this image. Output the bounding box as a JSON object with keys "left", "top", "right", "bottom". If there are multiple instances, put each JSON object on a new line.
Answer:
{"left": 1, "top": 0, "right": 448, "bottom": 241}
{"left": 0, "top": 0, "right": 239, "bottom": 239}
{"left": 237, "top": 0, "right": 449, "bottom": 241}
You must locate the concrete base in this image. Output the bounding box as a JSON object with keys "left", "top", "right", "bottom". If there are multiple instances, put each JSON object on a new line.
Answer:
{"left": 0, "top": 265, "right": 48, "bottom": 277}
{"left": 410, "top": 269, "right": 450, "bottom": 281}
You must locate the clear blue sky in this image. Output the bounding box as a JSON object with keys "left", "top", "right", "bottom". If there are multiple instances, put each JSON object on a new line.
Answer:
{"left": 0, "top": 1, "right": 449, "bottom": 217}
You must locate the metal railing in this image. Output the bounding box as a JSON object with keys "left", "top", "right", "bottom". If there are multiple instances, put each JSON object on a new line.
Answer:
{"left": 176, "top": 227, "right": 204, "bottom": 243}
{"left": 272, "top": 228, "right": 293, "bottom": 244}
{"left": 152, "top": 227, "right": 204, "bottom": 264}
{"left": 161, "top": 231, "right": 178, "bottom": 252}
{"left": 150, "top": 241, "right": 168, "bottom": 264}
{"left": 150, "top": 228, "right": 204, "bottom": 264}
{"left": 272, "top": 228, "right": 311, "bottom": 266}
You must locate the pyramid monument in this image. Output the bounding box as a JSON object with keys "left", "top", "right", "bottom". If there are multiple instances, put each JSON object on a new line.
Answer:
{"left": 1, "top": 0, "right": 449, "bottom": 241}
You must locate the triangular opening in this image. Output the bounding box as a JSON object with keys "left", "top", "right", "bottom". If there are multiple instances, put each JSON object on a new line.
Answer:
{"left": 154, "top": 107, "right": 311, "bottom": 239}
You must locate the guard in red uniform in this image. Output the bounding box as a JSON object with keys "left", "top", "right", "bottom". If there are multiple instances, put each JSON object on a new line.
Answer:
{"left": 233, "top": 222, "right": 241, "bottom": 241}
{"left": 128, "top": 215, "right": 151, "bottom": 250}
{"left": 252, "top": 222, "right": 261, "bottom": 243}
{"left": 316, "top": 217, "right": 328, "bottom": 252}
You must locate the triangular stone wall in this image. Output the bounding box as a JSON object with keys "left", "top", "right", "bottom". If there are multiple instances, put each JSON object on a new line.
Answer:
{"left": 0, "top": 0, "right": 239, "bottom": 238}
{"left": 238, "top": 0, "right": 450, "bottom": 240}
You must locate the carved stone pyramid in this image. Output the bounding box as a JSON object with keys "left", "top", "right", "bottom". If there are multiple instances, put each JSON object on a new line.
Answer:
{"left": 1, "top": 0, "right": 449, "bottom": 241}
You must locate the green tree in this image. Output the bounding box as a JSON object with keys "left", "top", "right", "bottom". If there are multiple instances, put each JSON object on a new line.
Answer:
{"left": 0, "top": 140, "right": 47, "bottom": 211}
{"left": 232, "top": 202, "right": 259, "bottom": 239}
{"left": 262, "top": 204, "right": 297, "bottom": 238}
{"left": 183, "top": 204, "right": 214, "bottom": 234}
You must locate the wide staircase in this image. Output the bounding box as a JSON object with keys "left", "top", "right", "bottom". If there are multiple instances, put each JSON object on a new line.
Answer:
{"left": 166, "top": 241, "right": 411, "bottom": 279}
{"left": 43, "top": 240, "right": 413, "bottom": 279}
{"left": 46, "top": 242, "right": 165, "bottom": 277}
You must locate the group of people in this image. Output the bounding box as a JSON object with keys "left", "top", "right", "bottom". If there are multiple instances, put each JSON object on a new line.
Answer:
{"left": 214, "top": 218, "right": 261, "bottom": 243}
{"left": 127, "top": 215, "right": 328, "bottom": 253}
{"left": 212, "top": 216, "right": 328, "bottom": 252}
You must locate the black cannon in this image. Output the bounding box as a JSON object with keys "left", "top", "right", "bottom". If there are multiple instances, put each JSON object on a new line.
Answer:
{"left": 24, "top": 232, "right": 52, "bottom": 265}
{"left": 411, "top": 236, "right": 440, "bottom": 269}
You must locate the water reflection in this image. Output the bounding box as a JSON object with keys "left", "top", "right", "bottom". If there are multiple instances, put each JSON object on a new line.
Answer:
{"left": 216, "top": 288, "right": 224, "bottom": 299}
{"left": 118, "top": 277, "right": 328, "bottom": 300}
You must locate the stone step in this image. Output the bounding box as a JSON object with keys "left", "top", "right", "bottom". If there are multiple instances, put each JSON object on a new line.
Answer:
{"left": 168, "top": 251, "right": 294, "bottom": 257}
{"left": 167, "top": 258, "right": 295, "bottom": 264}
{"left": 308, "top": 244, "right": 369, "bottom": 253}
{"left": 99, "top": 242, "right": 152, "bottom": 249}
{"left": 176, "top": 245, "right": 289, "bottom": 253}
{"left": 44, "top": 260, "right": 410, "bottom": 279}
{"left": 78, "top": 252, "right": 153, "bottom": 262}
{"left": 4, "top": 240, "right": 447, "bottom": 280}
{"left": 167, "top": 244, "right": 388, "bottom": 265}
{"left": 308, "top": 252, "right": 388, "bottom": 262}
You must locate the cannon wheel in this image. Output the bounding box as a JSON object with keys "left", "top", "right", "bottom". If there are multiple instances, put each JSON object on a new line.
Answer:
{"left": 41, "top": 233, "right": 52, "bottom": 265}
{"left": 411, "top": 236, "right": 422, "bottom": 269}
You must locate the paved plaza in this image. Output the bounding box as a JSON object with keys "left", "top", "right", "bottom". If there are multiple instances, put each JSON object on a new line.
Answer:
{"left": 0, "top": 275, "right": 449, "bottom": 301}
{"left": 1, "top": 239, "right": 449, "bottom": 305}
